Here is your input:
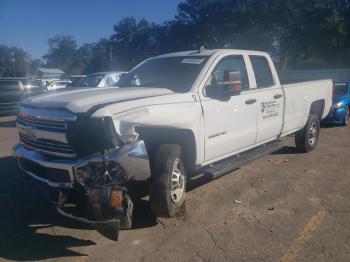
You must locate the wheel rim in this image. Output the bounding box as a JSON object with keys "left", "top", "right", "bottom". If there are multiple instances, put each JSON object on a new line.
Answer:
{"left": 171, "top": 158, "right": 185, "bottom": 204}
{"left": 309, "top": 122, "right": 318, "bottom": 146}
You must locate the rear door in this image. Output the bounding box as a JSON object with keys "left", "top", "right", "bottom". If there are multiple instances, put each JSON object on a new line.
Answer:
{"left": 249, "top": 55, "right": 284, "bottom": 143}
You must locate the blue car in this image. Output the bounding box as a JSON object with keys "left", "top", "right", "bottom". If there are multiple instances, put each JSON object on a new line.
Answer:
{"left": 325, "top": 81, "right": 350, "bottom": 125}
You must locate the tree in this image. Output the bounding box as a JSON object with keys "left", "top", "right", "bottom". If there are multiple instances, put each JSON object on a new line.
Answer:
{"left": 30, "top": 58, "right": 45, "bottom": 75}
{"left": 43, "top": 35, "right": 82, "bottom": 73}
{"left": 83, "top": 39, "right": 111, "bottom": 74}
{"left": 0, "top": 45, "right": 31, "bottom": 77}
{"left": 6, "top": 0, "right": 350, "bottom": 75}
{"left": 175, "top": 0, "right": 350, "bottom": 69}
{"left": 110, "top": 17, "right": 165, "bottom": 70}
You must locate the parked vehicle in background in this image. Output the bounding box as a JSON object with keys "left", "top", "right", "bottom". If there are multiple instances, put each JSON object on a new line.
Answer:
{"left": 35, "top": 68, "right": 64, "bottom": 79}
{"left": 324, "top": 81, "right": 350, "bottom": 126}
{"left": 67, "top": 72, "right": 125, "bottom": 88}
{"left": 68, "top": 75, "right": 86, "bottom": 82}
{"left": 0, "top": 78, "right": 45, "bottom": 114}
{"left": 35, "top": 68, "right": 66, "bottom": 87}
{"left": 36, "top": 78, "right": 60, "bottom": 88}
{"left": 46, "top": 80, "right": 72, "bottom": 91}
{"left": 13, "top": 49, "right": 332, "bottom": 239}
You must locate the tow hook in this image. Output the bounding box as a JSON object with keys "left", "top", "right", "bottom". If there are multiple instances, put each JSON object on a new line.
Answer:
{"left": 57, "top": 185, "right": 133, "bottom": 241}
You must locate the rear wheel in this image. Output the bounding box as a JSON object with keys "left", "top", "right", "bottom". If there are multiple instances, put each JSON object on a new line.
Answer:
{"left": 149, "top": 144, "right": 186, "bottom": 218}
{"left": 295, "top": 114, "right": 320, "bottom": 153}
{"left": 342, "top": 106, "right": 350, "bottom": 126}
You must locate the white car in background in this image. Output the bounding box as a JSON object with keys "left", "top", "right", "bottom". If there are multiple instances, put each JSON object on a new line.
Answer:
{"left": 46, "top": 80, "right": 72, "bottom": 91}
{"left": 68, "top": 71, "right": 126, "bottom": 88}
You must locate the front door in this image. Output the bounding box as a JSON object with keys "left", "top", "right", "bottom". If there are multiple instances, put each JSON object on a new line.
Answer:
{"left": 202, "top": 55, "right": 258, "bottom": 162}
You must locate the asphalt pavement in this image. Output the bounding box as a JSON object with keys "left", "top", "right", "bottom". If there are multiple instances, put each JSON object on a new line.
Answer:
{"left": 0, "top": 115, "right": 349, "bottom": 262}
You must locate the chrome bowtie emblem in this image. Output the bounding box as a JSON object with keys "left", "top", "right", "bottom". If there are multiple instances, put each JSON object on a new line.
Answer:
{"left": 23, "top": 126, "right": 36, "bottom": 140}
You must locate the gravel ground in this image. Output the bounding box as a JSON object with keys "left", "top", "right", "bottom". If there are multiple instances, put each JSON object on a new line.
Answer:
{"left": 0, "top": 115, "right": 349, "bottom": 262}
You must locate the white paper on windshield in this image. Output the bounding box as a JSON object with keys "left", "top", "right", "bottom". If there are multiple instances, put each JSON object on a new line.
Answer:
{"left": 181, "top": 58, "right": 205, "bottom": 65}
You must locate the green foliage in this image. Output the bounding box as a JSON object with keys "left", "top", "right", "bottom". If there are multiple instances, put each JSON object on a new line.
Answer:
{"left": 0, "top": 45, "right": 31, "bottom": 77}
{"left": 103, "top": 0, "right": 350, "bottom": 70}
{"left": 43, "top": 35, "right": 83, "bottom": 74}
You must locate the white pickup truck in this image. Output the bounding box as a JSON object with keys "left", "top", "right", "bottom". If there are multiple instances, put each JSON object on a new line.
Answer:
{"left": 13, "top": 49, "right": 333, "bottom": 238}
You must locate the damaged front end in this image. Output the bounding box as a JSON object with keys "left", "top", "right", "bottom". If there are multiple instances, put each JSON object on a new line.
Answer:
{"left": 56, "top": 183, "right": 134, "bottom": 241}
{"left": 57, "top": 142, "right": 150, "bottom": 240}
{"left": 13, "top": 109, "right": 151, "bottom": 240}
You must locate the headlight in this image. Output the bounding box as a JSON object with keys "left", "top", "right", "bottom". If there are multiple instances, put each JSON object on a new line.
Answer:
{"left": 334, "top": 102, "right": 344, "bottom": 109}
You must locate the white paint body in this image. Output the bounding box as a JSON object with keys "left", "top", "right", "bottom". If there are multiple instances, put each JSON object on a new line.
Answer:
{"left": 23, "top": 49, "right": 333, "bottom": 168}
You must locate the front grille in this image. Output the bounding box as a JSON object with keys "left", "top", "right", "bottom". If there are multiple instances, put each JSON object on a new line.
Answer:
{"left": 17, "top": 112, "right": 76, "bottom": 158}
{"left": 19, "top": 158, "right": 71, "bottom": 183}
{"left": 19, "top": 133, "right": 75, "bottom": 157}
{"left": 17, "top": 114, "right": 66, "bottom": 132}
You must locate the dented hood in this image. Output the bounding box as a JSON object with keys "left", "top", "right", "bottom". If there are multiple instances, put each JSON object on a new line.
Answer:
{"left": 21, "top": 87, "right": 175, "bottom": 113}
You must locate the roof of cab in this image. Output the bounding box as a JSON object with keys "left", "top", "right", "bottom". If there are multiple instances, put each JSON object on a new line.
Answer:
{"left": 89, "top": 71, "right": 126, "bottom": 76}
{"left": 155, "top": 49, "right": 269, "bottom": 58}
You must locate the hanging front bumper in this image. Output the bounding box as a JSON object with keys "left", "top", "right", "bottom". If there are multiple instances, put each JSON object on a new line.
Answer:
{"left": 12, "top": 140, "right": 151, "bottom": 189}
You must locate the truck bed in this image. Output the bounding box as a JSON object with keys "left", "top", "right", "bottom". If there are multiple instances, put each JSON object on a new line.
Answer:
{"left": 281, "top": 79, "right": 333, "bottom": 136}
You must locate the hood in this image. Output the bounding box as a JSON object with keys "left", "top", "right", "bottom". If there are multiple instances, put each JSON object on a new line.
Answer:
{"left": 21, "top": 87, "right": 175, "bottom": 113}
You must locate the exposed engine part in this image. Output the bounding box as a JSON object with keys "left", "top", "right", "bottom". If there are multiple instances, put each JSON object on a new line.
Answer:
{"left": 76, "top": 160, "right": 129, "bottom": 188}
{"left": 57, "top": 184, "right": 133, "bottom": 241}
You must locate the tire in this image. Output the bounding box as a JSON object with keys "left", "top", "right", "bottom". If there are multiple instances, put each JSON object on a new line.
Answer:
{"left": 149, "top": 144, "right": 186, "bottom": 218}
{"left": 342, "top": 106, "right": 350, "bottom": 126}
{"left": 295, "top": 114, "right": 320, "bottom": 153}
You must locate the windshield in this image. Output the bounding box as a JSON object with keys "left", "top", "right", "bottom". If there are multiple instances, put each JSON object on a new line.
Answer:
{"left": 69, "top": 74, "right": 104, "bottom": 88}
{"left": 334, "top": 83, "right": 348, "bottom": 98}
{"left": 117, "top": 56, "right": 209, "bottom": 92}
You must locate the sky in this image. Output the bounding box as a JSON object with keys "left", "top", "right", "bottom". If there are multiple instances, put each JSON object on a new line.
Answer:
{"left": 0, "top": 0, "right": 181, "bottom": 59}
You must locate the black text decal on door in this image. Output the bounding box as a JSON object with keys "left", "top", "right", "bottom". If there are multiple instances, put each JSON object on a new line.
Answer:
{"left": 261, "top": 101, "right": 281, "bottom": 120}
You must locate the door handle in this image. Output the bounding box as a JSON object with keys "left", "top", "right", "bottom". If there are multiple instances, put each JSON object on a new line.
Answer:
{"left": 245, "top": 98, "right": 257, "bottom": 105}
{"left": 274, "top": 94, "right": 283, "bottom": 99}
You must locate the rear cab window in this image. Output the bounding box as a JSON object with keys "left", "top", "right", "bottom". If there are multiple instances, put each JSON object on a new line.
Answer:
{"left": 250, "top": 56, "right": 275, "bottom": 88}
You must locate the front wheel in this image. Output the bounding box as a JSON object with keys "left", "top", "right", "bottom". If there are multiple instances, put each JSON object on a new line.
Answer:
{"left": 295, "top": 114, "right": 320, "bottom": 153}
{"left": 149, "top": 144, "right": 186, "bottom": 218}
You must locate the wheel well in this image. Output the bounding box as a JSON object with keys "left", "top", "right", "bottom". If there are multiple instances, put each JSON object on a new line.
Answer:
{"left": 309, "top": 100, "right": 325, "bottom": 120}
{"left": 136, "top": 127, "right": 197, "bottom": 173}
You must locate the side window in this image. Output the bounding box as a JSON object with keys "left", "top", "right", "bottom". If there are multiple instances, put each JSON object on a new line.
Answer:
{"left": 211, "top": 56, "right": 250, "bottom": 91}
{"left": 250, "top": 56, "right": 275, "bottom": 88}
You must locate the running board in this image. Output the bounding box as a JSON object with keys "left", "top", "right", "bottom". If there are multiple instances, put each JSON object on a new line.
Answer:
{"left": 203, "top": 141, "right": 284, "bottom": 180}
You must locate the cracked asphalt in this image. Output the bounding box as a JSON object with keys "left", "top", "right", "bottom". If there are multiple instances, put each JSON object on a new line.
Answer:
{"left": 0, "top": 115, "right": 350, "bottom": 262}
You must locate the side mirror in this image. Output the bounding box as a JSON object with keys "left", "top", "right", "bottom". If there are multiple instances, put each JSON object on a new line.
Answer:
{"left": 217, "top": 70, "right": 242, "bottom": 95}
